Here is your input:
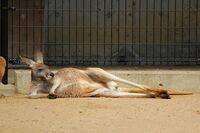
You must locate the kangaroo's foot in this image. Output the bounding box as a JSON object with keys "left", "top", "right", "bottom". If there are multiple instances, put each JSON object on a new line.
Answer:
{"left": 48, "top": 94, "right": 57, "bottom": 99}
{"left": 157, "top": 90, "right": 171, "bottom": 99}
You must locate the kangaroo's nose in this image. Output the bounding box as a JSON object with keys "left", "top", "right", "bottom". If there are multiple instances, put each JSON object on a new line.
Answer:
{"left": 50, "top": 72, "right": 54, "bottom": 77}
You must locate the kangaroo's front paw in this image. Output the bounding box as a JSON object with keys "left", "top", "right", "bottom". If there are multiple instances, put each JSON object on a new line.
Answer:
{"left": 30, "top": 92, "right": 37, "bottom": 96}
{"left": 49, "top": 89, "right": 56, "bottom": 95}
{"left": 48, "top": 94, "right": 57, "bottom": 99}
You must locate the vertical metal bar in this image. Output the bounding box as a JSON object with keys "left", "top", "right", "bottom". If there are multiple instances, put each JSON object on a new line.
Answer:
{"left": 146, "top": 0, "right": 148, "bottom": 65}
{"left": 104, "top": 0, "right": 105, "bottom": 65}
{"left": 139, "top": 0, "right": 141, "bottom": 64}
{"left": 131, "top": 0, "right": 134, "bottom": 65}
{"left": 118, "top": 0, "right": 120, "bottom": 65}
{"left": 181, "top": 0, "right": 184, "bottom": 64}
{"left": 196, "top": 0, "right": 198, "bottom": 64}
{"left": 111, "top": 0, "right": 113, "bottom": 65}
{"left": 125, "top": 0, "right": 127, "bottom": 64}
{"left": 97, "top": 0, "right": 99, "bottom": 64}
{"left": 76, "top": 0, "right": 78, "bottom": 64}
{"left": 33, "top": 0, "right": 35, "bottom": 55}
{"left": 54, "top": 0, "right": 56, "bottom": 64}
{"left": 1, "top": 0, "right": 8, "bottom": 84}
{"left": 69, "top": 0, "right": 71, "bottom": 64}
{"left": 11, "top": 0, "right": 14, "bottom": 59}
{"left": 160, "top": 0, "right": 163, "bottom": 65}
{"left": 153, "top": 0, "right": 155, "bottom": 65}
{"left": 40, "top": 0, "right": 43, "bottom": 52}
{"left": 19, "top": 0, "right": 21, "bottom": 55}
{"left": 90, "top": 0, "right": 92, "bottom": 65}
{"left": 26, "top": 0, "right": 28, "bottom": 57}
{"left": 174, "top": 0, "right": 177, "bottom": 64}
{"left": 62, "top": 0, "right": 64, "bottom": 65}
{"left": 167, "top": 0, "right": 169, "bottom": 65}
{"left": 0, "top": 0, "right": 1, "bottom": 56}
{"left": 47, "top": 0, "right": 49, "bottom": 59}
{"left": 188, "top": 0, "right": 191, "bottom": 63}
{"left": 83, "top": 0, "right": 85, "bottom": 63}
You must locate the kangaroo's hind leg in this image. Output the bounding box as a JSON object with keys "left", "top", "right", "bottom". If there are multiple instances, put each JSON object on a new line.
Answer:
{"left": 118, "top": 87, "right": 171, "bottom": 99}
{"left": 83, "top": 68, "right": 170, "bottom": 97}
{"left": 83, "top": 68, "right": 147, "bottom": 91}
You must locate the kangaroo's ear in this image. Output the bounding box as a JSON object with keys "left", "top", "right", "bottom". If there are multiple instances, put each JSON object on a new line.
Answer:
{"left": 34, "top": 50, "right": 43, "bottom": 64}
{"left": 19, "top": 55, "right": 36, "bottom": 67}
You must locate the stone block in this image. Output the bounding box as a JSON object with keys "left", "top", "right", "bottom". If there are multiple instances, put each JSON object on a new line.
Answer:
{"left": 14, "top": 70, "right": 31, "bottom": 94}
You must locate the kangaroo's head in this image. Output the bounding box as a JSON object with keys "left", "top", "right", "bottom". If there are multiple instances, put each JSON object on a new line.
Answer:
{"left": 19, "top": 50, "right": 54, "bottom": 81}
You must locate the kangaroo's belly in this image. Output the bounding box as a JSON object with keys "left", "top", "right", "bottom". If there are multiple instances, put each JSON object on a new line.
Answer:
{"left": 54, "top": 68, "right": 99, "bottom": 98}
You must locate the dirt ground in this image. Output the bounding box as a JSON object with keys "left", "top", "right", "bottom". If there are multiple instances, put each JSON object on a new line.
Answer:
{"left": 0, "top": 94, "right": 200, "bottom": 133}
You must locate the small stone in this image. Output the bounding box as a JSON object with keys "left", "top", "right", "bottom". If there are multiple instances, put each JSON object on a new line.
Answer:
{"left": 127, "top": 117, "right": 132, "bottom": 120}
{"left": 196, "top": 110, "right": 200, "bottom": 115}
{"left": 0, "top": 84, "right": 15, "bottom": 96}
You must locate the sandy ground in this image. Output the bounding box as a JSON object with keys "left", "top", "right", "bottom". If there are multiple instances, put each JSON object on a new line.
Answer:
{"left": 0, "top": 94, "right": 200, "bottom": 133}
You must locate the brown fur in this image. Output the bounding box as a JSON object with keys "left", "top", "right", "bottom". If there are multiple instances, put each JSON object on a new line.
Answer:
{"left": 32, "top": 63, "right": 49, "bottom": 69}
{"left": 120, "top": 87, "right": 193, "bottom": 95}
{"left": 0, "top": 56, "right": 6, "bottom": 82}
{"left": 54, "top": 68, "right": 96, "bottom": 98}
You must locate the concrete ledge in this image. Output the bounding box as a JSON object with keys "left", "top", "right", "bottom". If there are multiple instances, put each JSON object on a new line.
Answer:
{"left": 107, "top": 69, "right": 200, "bottom": 92}
{"left": 0, "top": 84, "right": 15, "bottom": 96}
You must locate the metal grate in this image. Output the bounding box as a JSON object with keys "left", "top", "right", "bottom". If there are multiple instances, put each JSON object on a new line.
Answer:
{"left": 6, "top": 0, "right": 200, "bottom": 66}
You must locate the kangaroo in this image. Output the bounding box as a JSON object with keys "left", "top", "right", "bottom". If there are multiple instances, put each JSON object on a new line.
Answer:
{"left": 0, "top": 56, "right": 6, "bottom": 83}
{"left": 19, "top": 51, "right": 191, "bottom": 99}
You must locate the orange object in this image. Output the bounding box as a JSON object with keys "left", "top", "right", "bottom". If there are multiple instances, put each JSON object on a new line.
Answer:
{"left": 0, "top": 56, "right": 6, "bottom": 82}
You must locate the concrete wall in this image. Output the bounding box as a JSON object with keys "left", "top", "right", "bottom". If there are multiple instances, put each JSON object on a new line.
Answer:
{"left": 110, "top": 69, "right": 200, "bottom": 92}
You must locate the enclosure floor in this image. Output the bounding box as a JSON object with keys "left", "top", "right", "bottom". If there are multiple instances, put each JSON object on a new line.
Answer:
{"left": 0, "top": 94, "right": 200, "bottom": 133}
